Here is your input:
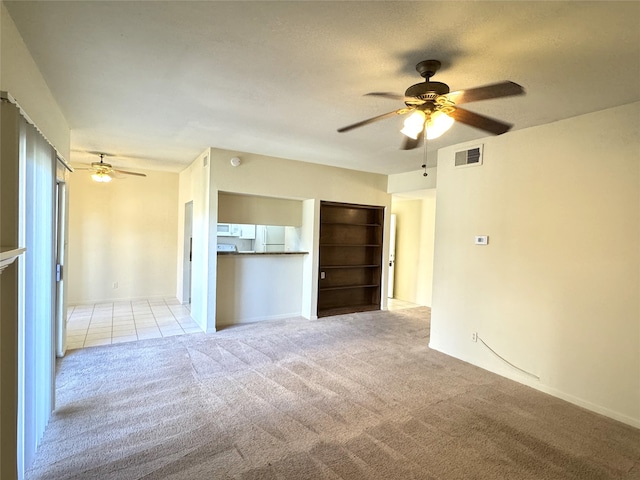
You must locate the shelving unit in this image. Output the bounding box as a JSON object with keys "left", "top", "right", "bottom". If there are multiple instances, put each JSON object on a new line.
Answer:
{"left": 317, "top": 201, "right": 384, "bottom": 317}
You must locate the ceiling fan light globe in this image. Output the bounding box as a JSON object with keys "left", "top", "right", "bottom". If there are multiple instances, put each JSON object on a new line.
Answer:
{"left": 91, "top": 172, "right": 112, "bottom": 183}
{"left": 425, "top": 110, "right": 455, "bottom": 140}
{"left": 400, "top": 111, "right": 426, "bottom": 139}
{"left": 400, "top": 125, "right": 422, "bottom": 140}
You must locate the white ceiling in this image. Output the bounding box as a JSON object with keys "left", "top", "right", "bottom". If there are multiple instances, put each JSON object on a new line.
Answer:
{"left": 5, "top": 1, "right": 640, "bottom": 174}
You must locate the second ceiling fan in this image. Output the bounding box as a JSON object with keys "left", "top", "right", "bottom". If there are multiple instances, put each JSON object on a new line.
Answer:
{"left": 337, "top": 60, "right": 525, "bottom": 150}
{"left": 77, "top": 153, "right": 147, "bottom": 183}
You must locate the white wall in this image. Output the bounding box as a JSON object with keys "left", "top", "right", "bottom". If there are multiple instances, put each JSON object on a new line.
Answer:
{"left": 430, "top": 102, "right": 640, "bottom": 427}
{"left": 67, "top": 168, "right": 179, "bottom": 304}
{"left": 1, "top": 5, "right": 71, "bottom": 479}
{"left": 387, "top": 167, "right": 437, "bottom": 193}
{"left": 178, "top": 148, "right": 390, "bottom": 332}
{"left": 218, "top": 192, "right": 302, "bottom": 225}
{"left": 176, "top": 158, "right": 198, "bottom": 305}
{"left": 390, "top": 192, "right": 436, "bottom": 306}
{"left": 176, "top": 151, "right": 214, "bottom": 330}
{"left": 301, "top": 198, "right": 319, "bottom": 317}
{"left": 0, "top": 3, "right": 69, "bottom": 160}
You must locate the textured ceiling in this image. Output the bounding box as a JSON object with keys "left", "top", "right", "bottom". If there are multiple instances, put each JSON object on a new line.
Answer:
{"left": 5, "top": 1, "right": 640, "bottom": 174}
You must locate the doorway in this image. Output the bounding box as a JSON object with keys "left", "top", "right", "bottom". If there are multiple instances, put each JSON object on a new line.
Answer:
{"left": 390, "top": 190, "right": 437, "bottom": 307}
{"left": 182, "top": 201, "right": 193, "bottom": 305}
{"left": 388, "top": 213, "right": 397, "bottom": 298}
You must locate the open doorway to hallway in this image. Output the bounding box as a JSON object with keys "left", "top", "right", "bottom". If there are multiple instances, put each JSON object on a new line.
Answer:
{"left": 390, "top": 189, "right": 436, "bottom": 307}
{"left": 182, "top": 201, "right": 193, "bottom": 305}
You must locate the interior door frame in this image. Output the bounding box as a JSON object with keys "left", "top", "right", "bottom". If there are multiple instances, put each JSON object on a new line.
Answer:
{"left": 55, "top": 179, "right": 68, "bottom": 357}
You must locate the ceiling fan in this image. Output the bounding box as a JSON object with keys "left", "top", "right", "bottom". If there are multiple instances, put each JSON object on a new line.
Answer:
{"left": 77, "top": 153, "right": 147, "bottom": 183}
{"left": 337, "top": 60, "right": 525, "bottom": 150}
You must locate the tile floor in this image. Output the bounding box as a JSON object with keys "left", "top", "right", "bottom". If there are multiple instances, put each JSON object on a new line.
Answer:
{"left": 387, "top": 298, "right": 420, "bottom": 310}
{"left": 66, "top": 298, "right": 418, "bottom": 350}
{"left": 66, "top": 297, "right": 201, "bottom": 350}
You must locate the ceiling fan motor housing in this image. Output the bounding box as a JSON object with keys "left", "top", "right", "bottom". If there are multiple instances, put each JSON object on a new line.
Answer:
{"left": 405, "top": 81, "right": 450, "bottom": 103}
{"left": 405, "top": 59, "right": 450, "bottom": 103}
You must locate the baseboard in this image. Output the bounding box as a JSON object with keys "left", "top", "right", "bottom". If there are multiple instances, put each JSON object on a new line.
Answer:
{"left": 428, "top": 341, "right": 640, "bottom": 430}
{"left": 534, "top": 383, "right": 640, "bottom": 429}
{"left": 216, "top": 312, "right": 303, "bottom": 328}
{"left": 68, "top": 295, "right": 175, "bottom": 306}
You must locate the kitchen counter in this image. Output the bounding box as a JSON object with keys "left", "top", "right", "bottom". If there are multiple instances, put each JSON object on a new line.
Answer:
{"left": 216, "top": 251, "right": 305, "bottom": 326}
{"left": 217, "top": 251, "right": 308, "bottom": 255}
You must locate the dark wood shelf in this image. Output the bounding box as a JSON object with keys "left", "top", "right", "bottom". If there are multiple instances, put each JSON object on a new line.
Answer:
{"left": 317, "top": 201, "right": 384, "bottom": 318}
{"left": 316, "top": 304, "right": 380, "bottom": 317}
{"left": 320, "top": 244, "right": 382, "bottom": 247}
{"left": 319, "top": 284, "right": 379, "bottom": 292}
{"left": 320, "top": 222, "right": 382, "bottom": 227}
{"left": 322, "top": 264, "right": 379, "bottom": 269}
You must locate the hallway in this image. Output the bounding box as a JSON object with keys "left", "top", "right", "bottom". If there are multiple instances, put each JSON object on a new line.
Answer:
{"left": 66, "top": 297, "right": 201, "bottom": 350}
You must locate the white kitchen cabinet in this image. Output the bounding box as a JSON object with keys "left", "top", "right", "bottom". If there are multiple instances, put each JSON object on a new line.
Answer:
{"left": 238, "top": 224, "right": 256, "bottom": 239}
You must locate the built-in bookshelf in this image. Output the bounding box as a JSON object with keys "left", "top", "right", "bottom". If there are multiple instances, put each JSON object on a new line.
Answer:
{"left": 317, "top": 201, "right": 383, "bottom": 317}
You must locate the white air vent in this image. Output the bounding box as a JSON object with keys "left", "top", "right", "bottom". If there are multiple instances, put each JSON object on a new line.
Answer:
{"left": 455, "top": 144, "right": 483, "bottom": 167}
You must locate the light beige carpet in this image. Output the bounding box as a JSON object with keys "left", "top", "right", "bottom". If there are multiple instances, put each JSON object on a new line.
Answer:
{"left": 26, "top": 307, "right": 639, "bottom": 479}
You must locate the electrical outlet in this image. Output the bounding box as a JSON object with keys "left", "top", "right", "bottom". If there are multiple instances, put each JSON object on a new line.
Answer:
{"left": 472, "top": 332, "right": 477, "bottom": 342}
{"left": 113, "top": 282, "right": 118, "bottom": 289}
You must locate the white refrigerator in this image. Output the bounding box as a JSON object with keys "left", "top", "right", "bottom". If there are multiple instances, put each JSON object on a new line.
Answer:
{"left": 255, "top": 225, "right": 285, "bottom": 252}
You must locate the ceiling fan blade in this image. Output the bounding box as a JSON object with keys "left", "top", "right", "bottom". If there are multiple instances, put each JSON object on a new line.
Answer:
{"left": 337, "top": 108, "right": 412, "bottom": 133}
{"left": 113, "top": 169, "right": 147, "bottom": 177}
{"left": 444, "top": 81, "right": 524, "bottom": 105}
{"left": 449, "top": 107, "right": 513, "bottom": 135}
{"left": 400, "top": 130, "right": 424, "bottom": 150}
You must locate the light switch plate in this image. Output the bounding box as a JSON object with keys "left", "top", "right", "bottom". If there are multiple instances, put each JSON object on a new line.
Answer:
{"left": 475, "top": 235, "right": 489, "bottom": 245}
